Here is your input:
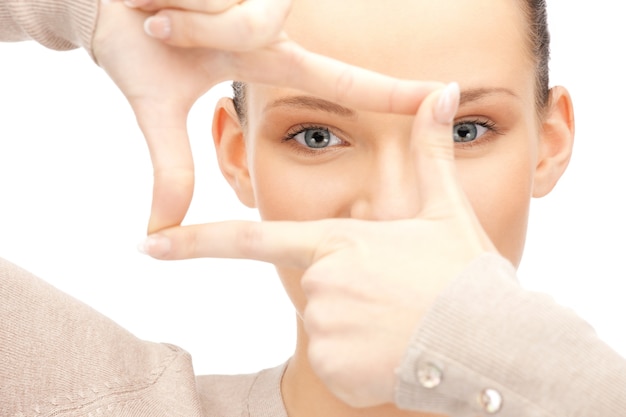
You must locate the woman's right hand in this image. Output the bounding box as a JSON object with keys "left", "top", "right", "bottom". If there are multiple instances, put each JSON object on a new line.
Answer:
{"left": 92, "top": 0, "right": 442, "bottom": 234}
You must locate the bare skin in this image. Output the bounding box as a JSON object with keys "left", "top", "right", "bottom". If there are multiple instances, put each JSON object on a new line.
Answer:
{"left": 94, "top": 0, "right": 441, "bottom": 233}
{"left": 134, "top": 0, "right": 575, "bottom": 414}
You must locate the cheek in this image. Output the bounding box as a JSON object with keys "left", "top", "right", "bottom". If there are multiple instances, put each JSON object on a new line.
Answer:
{"left": 458, "top": 149, "right": 535, "bottom": 267}
{"left": 249, "top": 149, "right": 356, "bottom": 314}
{"left": 250, "top": 150, "right": 355, "bottom": 221}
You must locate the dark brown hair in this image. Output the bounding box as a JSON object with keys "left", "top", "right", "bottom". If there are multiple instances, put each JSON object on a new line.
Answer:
{"left": 232, "top": 0, "right": 550, "bottom": 125}
{"left": 522, "top": 0, "right": 551, "bottom": 110}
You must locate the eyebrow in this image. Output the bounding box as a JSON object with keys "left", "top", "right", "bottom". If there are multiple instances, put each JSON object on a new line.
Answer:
{"left": 460, "top": 87, "right": 519, "bottom": 105}
{"left": 263, "top": 87, "right": 519, "bottom": 117}
{"left": 264, "top": 95, "right": 357, "bottom": 118}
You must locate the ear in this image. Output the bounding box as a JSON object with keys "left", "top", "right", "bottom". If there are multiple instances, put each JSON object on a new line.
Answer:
{"left": 212, "top": 97, "right": 256, "bottom": 208}
{"left": 532, "top": 86, "right": 575, "bottom": 198}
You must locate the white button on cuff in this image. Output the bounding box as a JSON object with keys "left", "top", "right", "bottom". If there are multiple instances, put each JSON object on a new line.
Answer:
{"left": 478, "top": 388, "right": 503, "bottom": 414}
{"left": 417, "top": 362, "right": 442, "bottom": 389}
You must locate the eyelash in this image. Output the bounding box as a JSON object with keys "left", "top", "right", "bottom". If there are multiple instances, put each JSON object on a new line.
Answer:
{"left": 281, "top": 123, "right": 347, "bottom": 155}
{"left": 281, "top": 118, "right": 502, "bottom": 153}
{"left": 453, "top": 117, "right": 502, "bottom": 149}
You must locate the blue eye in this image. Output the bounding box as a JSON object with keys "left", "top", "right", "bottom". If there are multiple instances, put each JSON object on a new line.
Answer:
{"left": 453, "top": 122, "right": 489, "bottom": 143}
{"left": 293, "top": 127, "right": 342, "bottom": 149}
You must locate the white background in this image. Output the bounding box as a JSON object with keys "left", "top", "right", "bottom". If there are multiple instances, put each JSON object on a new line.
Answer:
{"left": 1, "top": 1, "right": 625, "bottom": 375}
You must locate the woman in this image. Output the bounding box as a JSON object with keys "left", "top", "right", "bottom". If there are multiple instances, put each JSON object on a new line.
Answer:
{"left": 1, "top": 0, "right": 624, "bottom": 416}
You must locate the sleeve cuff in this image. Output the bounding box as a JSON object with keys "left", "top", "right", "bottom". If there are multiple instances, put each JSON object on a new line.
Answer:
{"left": 2, "top": 0, "right": 98, "bottom": 57}
{"left": 393, "top": 253, "right": 596, "bottom": 416}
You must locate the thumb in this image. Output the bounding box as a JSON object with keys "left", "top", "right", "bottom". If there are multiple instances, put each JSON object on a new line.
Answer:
{"left": 411, "top": 82, "right": 468, "bottom": 216}
{"left": 131, "top": 98, "right": 195, "bottom": 234}
{"left": 411, "top": 82, "right": 497, "bottom": 251}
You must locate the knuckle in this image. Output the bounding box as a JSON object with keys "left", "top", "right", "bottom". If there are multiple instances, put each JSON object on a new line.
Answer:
{"left": 300, "top": 269, "right": 323, "bottom": 297}
{"left": 308, "top": 342, "right": 357, "bottom": 404}
{"left": 168, "top": 228, "right": 198, "bottom": 260}
{"left": 302, "top": 302, "right": 323, "bottom": 334}
{"left": 333, "top": 66, "right": 355, "bottom": 105}
{"left": 239, "top": 12, "right": 264, "bottom": 41}
{"left": 234, "top": 222, "right": 264, "bottom": 258}
{"left": 179, "top": 14, "right": 199, "bottom": 45}
{"left": 273, "top": 41, "right": 307, "bottom": 87}
{"left": 239, "top": 6, "right": 281, "bottom": 49}
{"left": 202, "top": 0, "right": 234, "bottom": 13}
{"left": 388, "top": 79, "right": 400, "bottom": 113}
{"left": 187, "top": 229, "right": 200, "bottom": 257}
{"left": 422, "top": 139, "right": 455, "bottom": 160}
{"left": 307, "top": 339, "right": 334, "bottom": 378}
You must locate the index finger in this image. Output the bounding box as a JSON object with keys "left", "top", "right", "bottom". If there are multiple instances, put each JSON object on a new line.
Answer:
{"left": 234, "top": 40, "right": 444, "bottom": 115}
{"left": 140, "top": 219, "right": 333, "bottom": 268}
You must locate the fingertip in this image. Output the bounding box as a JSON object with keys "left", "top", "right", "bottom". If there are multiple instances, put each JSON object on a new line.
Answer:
{"left": 144, "top": 14, "right": 171, "bottom": 39}
{"left": 137, "top": 234, "right": 172, "bottom": 258}
{"left": 434, "top": 82, "right": 460, "bottom": 125}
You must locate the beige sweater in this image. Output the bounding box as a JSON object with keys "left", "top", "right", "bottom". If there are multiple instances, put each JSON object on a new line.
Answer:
{"left": 2, "top": 254, "right": 625, "bottom": 417}
{"left": 1, "top": 1, "right": 626, "bottom": 416}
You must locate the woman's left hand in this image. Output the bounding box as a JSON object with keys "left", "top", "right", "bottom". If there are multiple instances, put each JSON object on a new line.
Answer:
{"left": 94, "top": 0, "right": 440, "bottom": 234}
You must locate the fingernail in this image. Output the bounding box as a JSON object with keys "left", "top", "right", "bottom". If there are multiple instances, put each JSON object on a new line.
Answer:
{"left": 434, "top": 82, "right": 460, "bottom": 125}
{"left": 124, "top": 0, "right": 137, "bottom": 7}
{"left": 144, "top": 15, "right": 171, "bottom": 39}
{"left": 137, "top": 234, "right": 171, "bottom": 257}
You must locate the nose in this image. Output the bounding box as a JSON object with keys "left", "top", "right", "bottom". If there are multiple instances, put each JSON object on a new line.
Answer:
{"left": 349, "top": 144, "right": 420, "bottom": 221}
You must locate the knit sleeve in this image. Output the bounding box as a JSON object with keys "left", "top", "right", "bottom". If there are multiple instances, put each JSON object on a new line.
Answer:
{"left": 395, "top": 253, "right": 626, "bottom": 417}
{"left": 0, "top": 257, "right": 205, "bottom": 417}
{"left": 0, "top": 0, "right": 98, "bottom": 55}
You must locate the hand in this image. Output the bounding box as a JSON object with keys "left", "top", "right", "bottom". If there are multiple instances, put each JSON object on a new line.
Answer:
{"left": 93, "top": 0, "right": 442, "bottom": 233}
{"left": 137, "top": 83, "right": 497, "bottom": 407}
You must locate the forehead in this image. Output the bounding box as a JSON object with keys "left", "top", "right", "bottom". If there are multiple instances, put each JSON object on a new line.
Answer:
{"left": 284, "top": 0, "right": 531, "bottom": 83}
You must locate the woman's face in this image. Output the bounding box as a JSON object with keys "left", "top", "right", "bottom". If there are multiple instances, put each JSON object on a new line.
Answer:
{"left": 216, "top": 0, "right": 571, "bottom": 312}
